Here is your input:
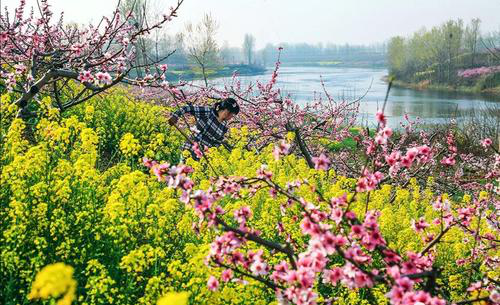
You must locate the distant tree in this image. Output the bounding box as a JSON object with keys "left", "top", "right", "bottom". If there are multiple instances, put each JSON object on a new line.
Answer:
{"left": 119, "top": 0, "right": 175, "bottom": 76}
{"left": 242, "top": 34, "right": 256, "bottom": 65}
{"left": 153, "top": 33, "right": 186, "bottom": 65}
{"left": 443, "top": 19, "right": 464, "bottom": 83}
{"left": 387, "top": 36, "right": 406, "bottom": 78}
{"left": 464, "top": 18, "right": 481, "bottom": 66}
{"left": 181, "top": 13, "right": 220, "bottom": 86}
{"left": 260, "top": 43, "right": 278, "bottom": 67}
{"left": 385, "top": 19, "right": 496, "bottom": 84}
{"left": 220, "top": 41, "right": 232, "bottom": 65}
{"left": 119, "top": 0, "right": 148, "bottom": 77}
{"left": 481, "top": 28, "right": 500, "bottom": 64}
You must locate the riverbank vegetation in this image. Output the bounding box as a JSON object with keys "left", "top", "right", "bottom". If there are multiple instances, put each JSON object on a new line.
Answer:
{"left": 387, "top": 19, "right": 500, "bottom": 95}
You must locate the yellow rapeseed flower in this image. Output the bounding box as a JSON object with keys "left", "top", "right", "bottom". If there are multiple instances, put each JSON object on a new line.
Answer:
{"left": 84, "top": 105, "right": 95, "bottom": 121}
{"left": 28, "top": 262, "right": 77, "bottom": 305}
{"left": 120, "top": 132, "right": 142, "bottom": 158}
{"left": 157, "top": 291, "right": 189, "bottom": 305}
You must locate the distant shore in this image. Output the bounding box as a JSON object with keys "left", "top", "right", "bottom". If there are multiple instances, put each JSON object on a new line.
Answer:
{"left": 281, "top": 61, "right": 386, "bottom": 69}
{"left": 382, "top": 76, "right": 500, "bottom": 97}
{"left": 165, "top": 64, "right": 266, "bottom": 81}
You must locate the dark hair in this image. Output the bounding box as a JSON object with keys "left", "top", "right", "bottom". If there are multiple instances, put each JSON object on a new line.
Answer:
{"left": 215, "top": 97, "right": 239, "bottom": 115}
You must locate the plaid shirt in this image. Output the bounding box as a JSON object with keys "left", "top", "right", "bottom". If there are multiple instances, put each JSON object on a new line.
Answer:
{"left": 172, "top": 105, "right": 228, "bottom": 158}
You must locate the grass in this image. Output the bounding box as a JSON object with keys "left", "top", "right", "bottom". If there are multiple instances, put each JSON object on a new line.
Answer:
{"left": 326, "top": 127, "right": 375, "bottom": 152}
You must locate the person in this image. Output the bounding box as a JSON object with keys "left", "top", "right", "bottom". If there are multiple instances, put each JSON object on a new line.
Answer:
{"left": 168, "top": 98, "right": 240, "bottom": 161}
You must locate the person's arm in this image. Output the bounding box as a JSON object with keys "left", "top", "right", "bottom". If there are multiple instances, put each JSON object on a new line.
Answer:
{"left": 169, "top": 105, "right": 212, "bottom": 126}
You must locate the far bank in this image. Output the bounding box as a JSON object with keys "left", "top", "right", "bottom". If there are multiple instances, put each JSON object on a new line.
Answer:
{"left": 383, "top": 75, "right": 500, "bottom": 98}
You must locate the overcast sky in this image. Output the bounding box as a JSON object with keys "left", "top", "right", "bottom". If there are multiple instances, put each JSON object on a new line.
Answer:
{"left": 1, "top": 0, "right": 499, "bottom": 48}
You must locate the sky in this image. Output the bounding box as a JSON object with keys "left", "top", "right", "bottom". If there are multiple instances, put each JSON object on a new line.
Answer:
{"left": 1, "top": 0, "right": 499, "bottom": 49}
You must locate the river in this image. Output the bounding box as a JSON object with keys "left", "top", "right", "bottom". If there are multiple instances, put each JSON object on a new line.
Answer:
{"left": 208, "top": 66, "right": 500, "bottom": 128}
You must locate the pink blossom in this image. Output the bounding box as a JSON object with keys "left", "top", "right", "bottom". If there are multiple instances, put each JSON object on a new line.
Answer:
{"left": 396, "top": 277, "right": 414, "bottom": 291}
{"left": 70, "top": 43, "right": 84, "bottom": 55}
{"left": 257, "top": 165, "right": 273, "bottom": 179}
{"left": 356, "top": 177, "right": 369, "bottom": 192}
{"left": 350, "top": 225, "right": 365, "bottom": 238}
{"left": 362, "top": 229, "right": 386, "bottom": 250}
{"left": 168, "top": 86, "right": 182, "bottom": 97}
{"left": 322, "top": 267, "right": 343, "bottom": 285}
{"left": 296, "top": 267, "right": 315, "bottom": 288}
{"left": 14, "top": 64, "right": 26, "bottom": 74}
{"left": 345, "top": 211, "right": 356, "bottom": 220}
{"left": 330, "top": 208, "right": 343, "bottom": 224}
{"left": 366, "top": 141, "right": 376, "bottom": 155}
{"left": 353, "top": 272, "right": 373, "bottom": 288}
{"left": 142, "top": 157, "right": 157, "bottom": 168}
{"left": 152, "top": 162, "right": 170, "bottom": 182}
{"left": 78, "top": 70, "right": 94, "bottom": 83}
{"left": 457, "top": 207, "right": 474, "bottom": 226}
{"left": 332, "top": 234, "right": 347, "bottom": 247}
{"left": 309, "top": 251, "right": 328, "bottom": 272}
{"left": 466, "top": 281, "right": 482, "bottom": 292}
{"left": 417, "top": 145, "right": 431, "bottom": 156}
{"left": 411, "top": 217, "right": 429, "bottom": 233}
{"left": 490, "top": 290, "right": 500, "bottom": 303}
{"left": 234, "top": 206, "right": 252, "bottom": 224}
{"left": 458, "top": 65, "right": 500, "bottom": 78}
{"left": 375, "top": 134, "right": 387, "bottom": 145}
{"left": 321, "top": 232, "right": 338, "bottom": 255}
{"left": 273, "top": 140, "right": 291, "bottom": 160}
{"left": 406, "top": 147, "right": 419, "bottom": 161}
{"left": 192, "top": 142, "right": 203, "bottom": 159}
{"left": 387, "top": 286, "right": 405, "bottom": 303}
{"left": 341, "top": 263, "right": 373, "bottom": 289}
{"left": 412, "top": 290, "right": 431, "bottom": 304}
{"left": 344, "top": 246, "right": 371, "bottom": 264}
{"left": 330, "top": 194, "right": 347, "bottom": 207}
{"left": 221, "top": 269, "right": 233, "bottom": 282}
{"left": 385, "top": 151, "right": 401, "bottom": 166}
{"left": 376, "top": 110, "right": 387, "bottom": 126}
{"left": 192, "top": 190, "right": 214, "bottom": 214}
{"left": 300, "top": 218, "right": 321, "bottom": 237}
{"left": 207, "top": 276, "right": 219, "bottom": 291}
{"left": 0, "top": 32, "right": 8, "bottom": 42}
{"left": 383, "top": 250, "right": 402, "bottom": 264}
{"left": 284, "top": 270, "right": 298, "bottom": 284}
{"left": 401, "top": 156, "right": 413, "bottom": 168}
{"left": 440, "top": 156, "right": 455, "bottom": 166}
{"left": 95, "top": 72, "right": 112, "bottom": 85}
{"left": 4, "top": 73, "right": 16, "bottom": 91}
{"left": 386, "top": 265, "right": 401, "bottom": 279}
{"left": 481, "top": 138, "right": 492, "bottom": 148}
{"left": 381, "top": 127, "right": 393, "bottom": 138}
{"left": 401, "top": 260, "right": 418, "bottom": 275}
{"left": 356, "top": 170, "right": 383, "bottom": 192}
{"left": 312, "top": 153, "right": 331, "bottom": 171}
{"left": 271, "top": 261, "right": 290, "bottom": 282}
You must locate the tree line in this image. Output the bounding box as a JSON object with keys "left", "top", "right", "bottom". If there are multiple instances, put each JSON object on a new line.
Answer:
{"left": 387, "top": 18, "right": 500, "bottom": 85}
{"left": 119, "top": 0, "right": 387, "bottom": 75}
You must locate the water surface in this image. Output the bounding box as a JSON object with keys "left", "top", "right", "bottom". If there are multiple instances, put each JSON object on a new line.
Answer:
{"left": 208, "top": 66, "right": 499, "bottom": 128}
